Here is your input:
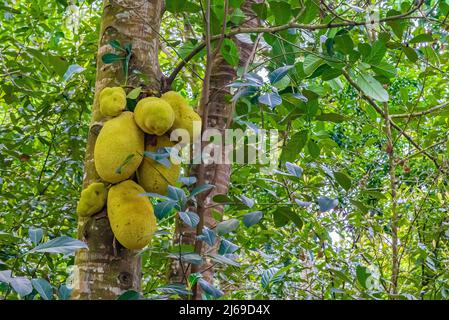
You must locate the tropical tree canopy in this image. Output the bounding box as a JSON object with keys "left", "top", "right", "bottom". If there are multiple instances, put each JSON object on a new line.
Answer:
{"left": 1, "top": 0, "right": 449, "bottom": 300}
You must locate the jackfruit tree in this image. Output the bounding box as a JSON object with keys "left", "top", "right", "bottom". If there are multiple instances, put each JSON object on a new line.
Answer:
{"left": 70, "top": 0, "right": 165, "bottom": 299}
{"left": 3, "top": 0, "right": 449, "bottom": 302}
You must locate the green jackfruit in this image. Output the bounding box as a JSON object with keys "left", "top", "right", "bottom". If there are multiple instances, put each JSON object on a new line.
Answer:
{"left": 99, "top": 87, "right": 127, "bottom": 117}
{"left": 94, "top": 111, "right": 144, "bottom": 183}
{"left": 108, "top": 180, "right": 156, "bottom": 250}
{"left": 161, "top": 91, "right": 202, "bottom": 142}
{"left": 134, "top": 97, "right": 175, "bottom": 136}
{"left": 137, "top": 135, "right": 181, "bottom": 196}
{"left": 76, "top": 182, "right": 107, "bottom": 217}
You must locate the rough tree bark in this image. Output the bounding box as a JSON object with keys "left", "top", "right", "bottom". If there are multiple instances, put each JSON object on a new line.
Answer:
{"left": 167, "top": 0, "right": 261, "bottom": 299}
{"left": 72, "top": 0, "right": 163, "bottom": 300}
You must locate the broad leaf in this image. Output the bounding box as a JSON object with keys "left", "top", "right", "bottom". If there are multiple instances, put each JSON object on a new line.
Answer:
{"left": 27, "top": 236, "right": 87, "bottom": 255}
{"left": 355, "top": 73, "right": 389, "bottom": 102}
{"left": 242, "top": 211, "right": 263, "bottom": 227}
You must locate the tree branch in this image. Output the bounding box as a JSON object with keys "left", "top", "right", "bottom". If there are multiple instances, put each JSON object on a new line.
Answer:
{"left": 341, "top": 69, "right": 444, "bottom": 173}
{"left": 390, "top": 101, "right": 449, "bottom": 119}
{"left": 165, "top": 0, "right": 425, "bottom": 85}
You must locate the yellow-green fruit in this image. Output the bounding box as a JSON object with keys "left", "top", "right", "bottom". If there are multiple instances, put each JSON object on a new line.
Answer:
{"left": 94, "top": 111, "right": 144, "bottom": 183}
{"left": 161, "top": 91, "right": 202, "bottom": 142}
{"left": 108, "top": 180, "right": 156, "bottom": 250}
{"left": 76, "top": 182, "right": 107, "bottom": 217}
{"left": 137, "top": 135, "right": 180, "bottom": 196}
{"left": 99, "top": 87, "right": 126, "bottom": 117}
{"left": 134, "top": 97, "right": 175, "bottom": 135}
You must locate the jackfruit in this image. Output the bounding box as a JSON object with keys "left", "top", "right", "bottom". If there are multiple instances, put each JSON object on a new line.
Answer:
{"left": 94, "top": 111, "right": 144, "bottom": 183}
{"left": 99, "top": 87, "right": 126, "bottom": 117}
{"left": 161, "top": 91, "right": 202, "bottom": 142}
{"left": 107, "top": 180, "right": 156, "bottom": 250}
{"left": 137, "top": 135, "right": 181, "bottom": 196}
{"left": 76, "top": 182, "right": 107, "bottom": 217}
{"left": 134, "top": 97, "right": 175, "bottom": 135}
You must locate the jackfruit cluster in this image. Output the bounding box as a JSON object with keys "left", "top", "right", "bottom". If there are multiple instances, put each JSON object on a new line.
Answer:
{"left": 138, "top": 135, "right": 181, "bottom": 196}
{"left": 79, "top": 87, "right": 201, "bottom": 250}
{"left": 108, "top": 180, "right": 156, "bottom": 249}
{"left": 76, "top": 182, "right": 107, "bottom": 217}
{"left": 134, "top": 97, "right": 175, "bottom": 135}
{"left": 161, "top": 91, "right": 202, "bottom": 143}
{"left": 99, "top": 87, "right": 127, "bottom": 117}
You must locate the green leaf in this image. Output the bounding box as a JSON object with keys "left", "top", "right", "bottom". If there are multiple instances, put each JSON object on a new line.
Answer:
{"left": 285, "top": 162, "right": 303, "bottom": 178}
{"left": 350, "top": 199, "right": 369, "bottom": 214}
{"left": 63, "top": 64, "right": 84, "bottom": 81}
{"left": 365, "top": 40, "right": 387, "bottom": 65}
{"left": 154, "top": 200, "right": 177, "bottom": 220}
{"left": 108, "top": 39, "right": 122, "bottom": 50}
{"left": 32, "top": 278, "right": 53, "bottom": 300}
{"left": 197, "top": 227, "right": 216, "bottom": 247}
{"left": 219, "top": 239, "right": 239, "bottom": 255}
{"left": 212, "top": 194, "right": 236, "bottom": 204}
{"left": 126, "top": 87, "right": 141, "bottom": 99}
{"left": 242, "top": 211, "right": 263, "bottom": 227}
{"left": 27, "top": 236, "right": 87, "bottom": 255}
{"left": 101, "top": 53, "right": 124, "bottom": 64}
{"left": 356, "top": 265, "right": 371, "bottom": 289}
{"left": 333, "top": 33, "right": 354, "bottom": 55}
{"left": 303, "top": 55, "right": 324, "bottom": 76}
{"left": 220, "top": 38, "right": 239, "bottom": 66}
{"left": 315, "top": 113, "right": 347, "bottom": 123}
{"left": 334, "top": 171, "right": 352, "bottom": 191}
{"left": 281, "top": 130, "right": 308, "bottom": 163}
{"left": 252, "top": 2, "right": 268, "bottom": 19}
{"left": 216, "top": 219, "right": 240, "bottom": 235}
{"left": 209, "top": 253, "right": 240, "bottom": 267}
{"left": 371, "top": 62, "right": 396, "bottom": 78}
{"left": 421, "top": 46, "right": 439, "bottom": 65}
{"left": 386, "top": 9, "right": 406, "bottom": 39}
{"left": 258, "top": 93, "right": 282, "bottom": 109}
{"left": 190, "top": 183, "right": 215, "bottom": 197}
{"left": 318, "top": 197, "right": 339, "bottom": 212}
{"left": 179, "top": 211, "right": 200, "bottom": 228}
{"left": 169, "top": 252, "right": 203, "bottom": 265}
{"left": 269, "top": 65, "right": 293, "bottom": 84}
{"left": 402, "top": 46, "right": 418, "bottom": 63}
{"left": 261, "top": 267, "right": 284, "bottom": 288}
{"left": 156, "top": 284, "right": 190, "bottom": 296}
{"left": 28, "top": 227, "right": 43, "bottom": 244}
{"left": 58, "top": 285, "right": 71, "bottom": 300}
{"left": 409, "top": 33, "right": 433, "bottom": 44}
{"left": 269, "top": 0, "right": 291, "bottom": 24}
{"left": 166, "top": 0, "right": 200, "bottom": 13}
{"left": 355, "top": 73, "right": 389, "bottom": 102}
{"left": 117, "top": 290, "right": 140, "bottom": 300}
{"left": 307, "top": 139, "right": 320, "bottom": 158}
{"left": 273, "top": 206, "right": 302, "bottom": 229}
{"left": 198, "top": 279, "right": 223, "bottom": 298}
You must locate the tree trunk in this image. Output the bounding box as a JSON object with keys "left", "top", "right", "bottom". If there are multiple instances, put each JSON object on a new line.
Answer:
{"left": 167, "top": 0, "right": 261, "bottom": 299}
{"left": 72, "top": 0, "right": 163, "bottom": 300}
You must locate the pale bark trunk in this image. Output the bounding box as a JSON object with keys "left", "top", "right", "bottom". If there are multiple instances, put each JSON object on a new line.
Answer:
{"left": 167, "top": 0, "right": 261, "bottom": 299}
{"left": 72, "top": 0, "right": 163, "bottom": 300}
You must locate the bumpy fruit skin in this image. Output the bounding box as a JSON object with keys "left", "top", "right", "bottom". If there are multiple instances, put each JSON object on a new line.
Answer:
{"left": 76, "top": 182, "right": 107, "bottom": 217}
{"left": 107, "top": 180, "right": 156, "bottom": 250}
{"left": 94, "top": 112, "right": 144, "bottom": 183}
{"left": 161, "top": 91, "right": 202, "bottom": 142}
{"left": 99, "top": 87, "right": 127, "bottom": 117}
{"left": 134, "top": 97, "right": 175, "bottom": 136}
{"left": 137, "top": 135, "right": 181, "bottom": 196}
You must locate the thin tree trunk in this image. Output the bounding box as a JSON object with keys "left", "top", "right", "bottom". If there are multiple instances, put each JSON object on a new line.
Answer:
{"left": 72, "top": 0, "right": 163, "bottom": 300}
{"left": 167, "top": 0, "right": 261, "bottom": 299}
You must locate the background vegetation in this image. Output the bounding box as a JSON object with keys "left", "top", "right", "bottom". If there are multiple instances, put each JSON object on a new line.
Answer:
{"left": 1, "top": 0, "right": 449, "bottom": 300}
